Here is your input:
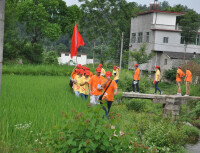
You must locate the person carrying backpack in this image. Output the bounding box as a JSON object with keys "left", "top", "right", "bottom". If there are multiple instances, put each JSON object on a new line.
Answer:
{"left": 101, "top": 71, "right": 118, "bottom": 118}
{"left": 89, "top": 67, "right": 104, "bottom": 105}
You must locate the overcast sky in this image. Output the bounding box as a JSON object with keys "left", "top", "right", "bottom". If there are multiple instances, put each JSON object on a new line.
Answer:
{"left": 65, "top": 0, "right": 200, "bottom": 13}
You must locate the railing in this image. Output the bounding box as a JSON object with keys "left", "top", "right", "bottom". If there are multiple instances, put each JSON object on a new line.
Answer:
{"left": 151, "top": 24, "right": 182, "bottom": 31}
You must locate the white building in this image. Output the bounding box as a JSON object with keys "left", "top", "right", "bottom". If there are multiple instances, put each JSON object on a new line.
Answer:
{"left": 58, "top": 52, "right": 94, "bottom": 65}
{"left": 129, "top": 3, "right": 200, "bottom": 71}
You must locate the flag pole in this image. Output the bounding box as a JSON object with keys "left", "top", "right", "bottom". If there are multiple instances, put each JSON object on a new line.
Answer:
{"left": 75, "top": 21, "right": 78, "bottom": 66}
{"left": 119, "top": 32, "right": 124, "bottom": 74}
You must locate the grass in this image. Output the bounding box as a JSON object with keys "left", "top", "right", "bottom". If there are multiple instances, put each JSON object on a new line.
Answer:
{"left": 2, "top": 64, "right": 75, "bottom": 76}
{"left": 2, "top": 64, "right": 112, "bottom": 76}
{"left": 0, "top": 74, "right": 88, "bottom": 152}
{"left": 1, "top": 65, "right": 200, "bottom": 152}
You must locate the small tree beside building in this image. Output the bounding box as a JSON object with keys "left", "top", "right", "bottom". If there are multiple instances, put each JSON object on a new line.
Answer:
{"left": 179, "top": 10, "right": 200, "bottom": 61}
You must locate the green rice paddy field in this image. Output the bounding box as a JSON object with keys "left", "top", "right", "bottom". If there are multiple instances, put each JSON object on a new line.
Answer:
{"left": 0, "top": 74, "right": 87, "bottom": 152}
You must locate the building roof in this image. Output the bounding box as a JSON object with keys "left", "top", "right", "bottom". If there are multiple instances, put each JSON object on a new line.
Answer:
{"left": 136, "top": 10, "right": 185, "bottom": 16}
{"left": 164, "top": 51, "right": 200, "bottom": 60}
{"left": 60, "top": 52, "right": 88, "bottom": 55}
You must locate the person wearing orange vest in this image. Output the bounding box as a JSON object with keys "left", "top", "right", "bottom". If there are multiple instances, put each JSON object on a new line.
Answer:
{"left": 132, "top": 64, "right": 140, "bottom": 93}
{"left": 89, "top": 67, "right": 104, "bottom": 105}
{"left": 176, "top": 66, "right": 185, "bottom": 96}
{"left": 184, "top": 68, "right": 192, "bottom": 96}
{"left": 101, "top": 71, "right": 118, "bottom": 117}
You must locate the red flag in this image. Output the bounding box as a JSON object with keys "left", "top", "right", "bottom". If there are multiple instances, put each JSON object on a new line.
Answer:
{"left": 70, "top": 24, "right": 85, "bottom": 58}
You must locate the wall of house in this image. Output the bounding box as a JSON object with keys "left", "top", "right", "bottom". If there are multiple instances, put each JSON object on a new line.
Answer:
{"left": 160, "top": 54, "right": 173, "bottom": 70}
{"left": 58, "top": 53, "right": 92, "bottom": 65}
{"left": 129, "top": 13, "right": 155, "bottom": 69}
{"left": 153, "top": 13, "right": 177, "bottom": 26}
{"left": 129, "top": 12, "right": 200, "bottom": 71}
{"left": 86, "top": 59, "right": 94, "bottom": 65}
{"left": 154, "top": 31, "right": 200, "bottom": 54}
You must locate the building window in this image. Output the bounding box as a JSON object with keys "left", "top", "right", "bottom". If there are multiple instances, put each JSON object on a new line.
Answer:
{"left": 164, "top": 59, "right": 167, "bottom": 65}
{"left": 146, "top": 32, "right": 150, "bottom": 43}
{"left": 131, "top": 33, "right": 136, "bottom": 43}
{"left": 180, "top": 33, "right": 199, "bottom": 45}
{"left": 196, "top": 34, "right": 200, "bottom": 45}
{"left": 163, "top": 37, "right": 168, "bottom": 43}
{"left": 180, "top": 33, "right": 185, "bottom": 44}
{"left": 138, "top": 32, "right": 143, "bottom": 43}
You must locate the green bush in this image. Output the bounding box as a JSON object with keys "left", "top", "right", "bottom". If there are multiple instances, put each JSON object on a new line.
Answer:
{"left": 43, "top": 51, "right": 58, "bottom": 65}
{"left": 191, "top": 119, "right": 200, "bottom": 129}
{"left": 144, "top": 121, "right": 186, "bottom": 153}
{"left": 184, "top": 125, "right": 200, "bottom": 143}
{"left": 188, "top": 102, "right": 200, "bottom": 119}
{"left": 139, "top": 76, "right": 152, "bottom": 93}
{"left": 126, "top": 99, "right": 146, "bottom": 112}
{"left": 44, "top": 106, "right": 151, "bottom": 152}
{"left": 118, "top": 70, "right": 152, "bottom": 93}
{"left": 117, "top": 70, "right": 133, "bottom": 92}
{"left": 22, "top": 43, "right": 44, "bottom": 64}
{"left": 164, "top": 67, "right": 177, "bottom": 82}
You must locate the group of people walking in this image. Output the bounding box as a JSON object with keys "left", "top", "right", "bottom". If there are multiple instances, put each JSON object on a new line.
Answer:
{"left": 132, "top": 64, "right": 162, "bottom": 95}
{"left": 70, "top": 63, "right": 193, "bottom": 117}
{"left": 132, "top": 64, "right": 192, "bottom": 96}
{"left": 70, "top": 64, "right": 120, "bottom": 117}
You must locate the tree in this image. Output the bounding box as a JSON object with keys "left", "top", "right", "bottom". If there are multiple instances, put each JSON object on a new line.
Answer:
{"left": 179, "top": 10, "right": 200, "bottom": 61}
{"left": 3, "top": 0, "right": 22, "bottom": 61}
{"left": 79, "top": 0, "right": 140, "bottom": 65}
{"left": 2, "top": 0, "right": 82, "bottom": 63}
{"left": 164, "top": 4, "right": 188, "bottom": 12}
{"left": 18, "top": 0, "right": 61, "bottom": 44}
{"left": 130, "top": 44, "right": 153, "bottom": 64}
{"left": 55, "top": 43, "right": 67, "bottom": 55}
{"left": 17, "top": 0, "right": 82, "bottom": 44}
{"left": 0, "top": 0, "right": 5, "bottom": 95}
{"left": 43, "top": 51, "right": 58, "bottom": 65}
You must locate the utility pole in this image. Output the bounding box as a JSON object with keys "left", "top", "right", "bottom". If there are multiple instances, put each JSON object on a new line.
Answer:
{"left": 119, "top": 32, "right": 124, "bottom": 74}
{"left": 0, "top": 0, "right": 5, "bottom": 96}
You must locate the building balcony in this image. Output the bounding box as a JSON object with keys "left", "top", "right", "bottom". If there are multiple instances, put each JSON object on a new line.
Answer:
{"left": 151, "top": 24, "right": 182, "bottom": 31}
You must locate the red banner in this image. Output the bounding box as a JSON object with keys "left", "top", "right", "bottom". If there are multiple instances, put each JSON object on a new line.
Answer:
{"left": 70, "top": 24, "right": 85, "bottom": 58}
